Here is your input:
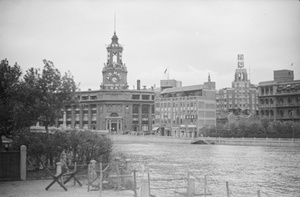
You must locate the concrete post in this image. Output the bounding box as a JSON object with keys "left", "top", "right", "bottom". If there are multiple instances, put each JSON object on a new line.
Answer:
{"left": 63, "top": 110, "right": 67, "bottom": 130}
{"left": 90, "top": 160, "right": 97, "bottom": 186}
{"left": 226, "top": 181, "right": 230, "bottom": 197}
{"left": 56, "top": 162, "right": 62, "bottom": 176}
{"left": 187, "top": 177, "right": 195, "bottom": 197}
{"left": 140, "top": 177, "right": 150, "bottom": 197}
{"left": 20, "top": 145, "right": 27, "bottom": 181}
{"left": 125, "top": 159, "right": 132, "bottom": 172}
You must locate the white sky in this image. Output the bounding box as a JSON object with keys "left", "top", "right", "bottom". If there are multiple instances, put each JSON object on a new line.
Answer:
{"left": 1, "top": 0, "right": 299, "bottom": 91}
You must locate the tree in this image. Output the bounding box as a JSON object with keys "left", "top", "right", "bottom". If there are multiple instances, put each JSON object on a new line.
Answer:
{"left": 0, "top": 59, "right": 37, "bottom": 150}
{"left": 24, "top": 59, "right": 77, "bottom": 133}
{"left": 12, "top": 129, "right": 113, "bottom": 168}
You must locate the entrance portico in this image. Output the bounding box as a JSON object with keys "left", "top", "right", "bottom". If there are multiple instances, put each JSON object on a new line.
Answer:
{"left": 106, "top": 113, "right": 123, "bottom": 134}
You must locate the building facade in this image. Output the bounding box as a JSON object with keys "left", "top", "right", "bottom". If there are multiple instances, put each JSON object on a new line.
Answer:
{"left": 258, "top": 69, "right": 300, "bottom": 122}
{"left": 216, "top": 54, "right": 259, "bottom": 115}
{"left": 58, "top": 31, "right": 155, "bottom": 133}
{"left": 154, "top": 82, "right": 216, "bottom": 138}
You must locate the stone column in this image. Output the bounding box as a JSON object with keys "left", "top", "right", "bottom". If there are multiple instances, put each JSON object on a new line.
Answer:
{"left": 20, "top": 145, "right": 27, "bottom": 181}
{"left": 109, "top": 120, "right": 112, "bottom": 133}
{"left": 71, "top": 105, "right": 75, "bottom": 128}
{"left": 56, "top": 162, "right": 62, "bottom": 176}
{"left": 63, "top": 110, "right": 67, "bottom": 130}
{"left": 88, "top": 104, "right": 91, "bottom": 129}
{"left": 139, "top": 104, "right": 142, "bottom": 131}
{"left": 148, "top": 104, "right": 152, "bottom": 131}
{"left": 79, "top": 105, "right": 83, "bottom": 129}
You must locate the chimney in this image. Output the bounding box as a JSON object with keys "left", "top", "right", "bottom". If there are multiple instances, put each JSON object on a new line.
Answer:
{"left": 137, "top": 80, "right": 141, "bottom": 90}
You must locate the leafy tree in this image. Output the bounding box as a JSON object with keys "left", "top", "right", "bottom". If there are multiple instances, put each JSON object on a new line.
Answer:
{"left": 0, "top": 59, "right": 37, "bottom": 150}
{"left": 24, "top": 59, "right": 77, "bottom": 133}
{"left": 12, "top": 129, "right": 113, "bottom": 168}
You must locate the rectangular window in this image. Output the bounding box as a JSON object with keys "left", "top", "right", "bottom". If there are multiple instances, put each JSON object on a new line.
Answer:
{"left": 132, "top": 95, "right": 140, "bottom": 100}
{"left": 142, "top": 95, "right": 150, "bottom": 100}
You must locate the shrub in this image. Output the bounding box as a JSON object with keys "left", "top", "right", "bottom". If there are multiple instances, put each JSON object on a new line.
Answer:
{"left": 12, "top": 128, "right": 113, "bottom": 168}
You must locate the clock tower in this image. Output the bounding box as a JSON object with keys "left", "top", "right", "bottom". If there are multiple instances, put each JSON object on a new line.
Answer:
{"left": 101, "top": 31, "right": 128, "bottom": 90}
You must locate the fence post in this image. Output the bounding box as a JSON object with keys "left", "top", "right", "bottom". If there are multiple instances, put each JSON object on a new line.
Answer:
{"left": 56, "top": 162, "right": 62, "bottom": 176}
{"left": 126, "top": 159, "right": 132, "bottom": 172}
{"left": 88, "top": 163, "right": 91, "bottom": 192}
{"left": 133, "top": 169, "right": 137, "bottom": 197}
{"left": 226, "top": 181, "right": 230, "bottom": 197}
{"left": 148, "top": 172, "right": 151, "bottom": 197}
{"left": 20, "top": 145, "right": 27, "bottom": 181}
{"left": 204, "top": 175, "right": 207, "bottom": 197}
{"left": 116, "top": 161, "right": 120, "bottom": 190}
{"left": 140, "top": 175, "right": 150, "bottom": 197}
{"left": 187, "top": 172, "right": 195, "bottom": 197}
{"left": 257, "top": 190, "right": 261, "bottom": 197}
{"left": 99, "top": 162, "right": 102, "bottom": 197}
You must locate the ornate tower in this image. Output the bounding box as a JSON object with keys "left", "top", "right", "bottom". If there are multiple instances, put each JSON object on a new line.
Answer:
{"left": 234, "top": 54, "right": 248, "bottom": 82}
{"left": 101, "top": 31, "right": 128, "bottom": 90}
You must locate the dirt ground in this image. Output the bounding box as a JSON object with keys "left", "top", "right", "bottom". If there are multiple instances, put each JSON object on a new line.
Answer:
{"left": 0, "top": 179, "right": 135, "bottom": 197}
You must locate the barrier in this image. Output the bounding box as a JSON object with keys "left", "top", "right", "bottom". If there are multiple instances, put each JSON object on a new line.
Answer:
{"left": 87, "top": 158, "right": 140, "bottom": 196}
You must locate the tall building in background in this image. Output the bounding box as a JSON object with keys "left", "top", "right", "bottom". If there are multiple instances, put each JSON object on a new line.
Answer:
{"left": 160, "top": 79, "right": 182, "bottom": 91}
{"left": 216, "top": 54, "right": 258, "bottom": 115}
{"left": 154, "top": 76, "right": 216, "bottom": 137}
{"left": 258, "top": 69, "right": 300, "bottom": 122}
{"left": 58, "top": 31, "right": 155, "bottom": 133}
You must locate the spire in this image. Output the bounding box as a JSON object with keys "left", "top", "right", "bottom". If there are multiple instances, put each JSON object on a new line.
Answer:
{"left": 114, "top": 13, "right": 116, "bottom": 34}
{"left": 111, "top": 14, "right": 118, "bottom": 44}
{"left": 208, "top": 73, "right": 211, "bottom": 82}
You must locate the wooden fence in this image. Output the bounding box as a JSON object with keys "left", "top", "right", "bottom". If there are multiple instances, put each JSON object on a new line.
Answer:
{"left": 0, "top": 145, "right": 26, "bottom": 181}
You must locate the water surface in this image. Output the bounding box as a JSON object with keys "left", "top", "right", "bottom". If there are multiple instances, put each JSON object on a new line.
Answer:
{"left": 115, "top": 143, "right": 300, "bottom": 197}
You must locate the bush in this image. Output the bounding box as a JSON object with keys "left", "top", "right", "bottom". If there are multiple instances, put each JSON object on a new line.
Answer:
{"left": 12, "top": 128, "right": 113, "bottom": 168}
{"left": 211, "top": 119, "right": 300, "bottom": 138}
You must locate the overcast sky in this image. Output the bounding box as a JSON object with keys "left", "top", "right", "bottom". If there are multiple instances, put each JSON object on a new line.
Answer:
{"left": 1, "top": 0, "right": 299, "bottom": 91}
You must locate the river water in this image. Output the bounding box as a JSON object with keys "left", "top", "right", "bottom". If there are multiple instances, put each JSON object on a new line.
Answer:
{"left": 115, "top": 143, "right": 300, "bottom": 197}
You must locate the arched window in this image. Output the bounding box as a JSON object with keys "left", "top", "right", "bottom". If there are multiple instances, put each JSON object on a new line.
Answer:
{"left": 270, "top": 98, "right": 273, "bottom": 104}
{"left": 270, "top": 110, "right": 274, "bottom": 116}
{"left": 279, "top": 110, "right": 284, "bottom": 117}
{"left": 280, "top": 98, "right": 284, "bottom": 104}
{"left": 261, "top": 110, "right": 264, "bottom": 116}
{"left": 266, "top": 110, "right": 269, "bottom": 116}
{"left": 110, "top": 113, "right": 119, "bottom": 117}
{"left": 265, "top": 99, "right": 269, "bottom": 105}
{"left": 288, "top": 110, "right": 293, "bottom": 117}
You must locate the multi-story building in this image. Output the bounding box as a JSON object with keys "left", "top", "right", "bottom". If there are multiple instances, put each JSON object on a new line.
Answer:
{"left": 216, "top": 54, "right": 259, "bottom": 115}
{"left": 258, "top": 69, "right": 300, "bottom": 122}
{"left": 58, "top": 31, "right": 155, "bottom": 133}
{"left": 160, "top": 79, "right": 182, "bottom": 91}
{"left": 154, "top": 79, "right": 216, "bottom": 137}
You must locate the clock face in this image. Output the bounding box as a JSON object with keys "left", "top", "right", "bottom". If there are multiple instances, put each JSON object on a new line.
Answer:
{"left": 238, "top": 62, "right": 244, "bottom": 68}
{"left": 106, "top": 71, "right": 122, "bottom": 83}
{"left": 111, "top": 76, "right": 119, "bottom": 83}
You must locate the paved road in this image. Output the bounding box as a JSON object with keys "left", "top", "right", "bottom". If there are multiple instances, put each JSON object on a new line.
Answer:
{"left": 0, "top": 180, "right": 134, "bottom": 197}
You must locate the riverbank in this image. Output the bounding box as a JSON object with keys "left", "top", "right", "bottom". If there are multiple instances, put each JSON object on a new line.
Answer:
{"left": 110, "top": 135, "right": 300, "bottom": 147}
{"left": 0, "top": 180, "right": 134, "bottom": 197}
{"left": 111, "top": 135, "right": 192, "bottom": 144}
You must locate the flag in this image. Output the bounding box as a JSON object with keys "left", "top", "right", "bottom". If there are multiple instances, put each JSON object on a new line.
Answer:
{"left": 164, "top": 68, "right": 168, "bottom": 74}
{"left": 291, "top": 63, "right": 293, "bottom": 66}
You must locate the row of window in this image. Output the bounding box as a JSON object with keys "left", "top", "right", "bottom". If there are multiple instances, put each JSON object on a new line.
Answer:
{"left": 260, "top": 109, "right": 300, "bottom": 117}
{"left": 260, "top": 96, "right": 300, "bottom": 105}
{"left": 79, "top": 94, "right": 154, "bottom": 101}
